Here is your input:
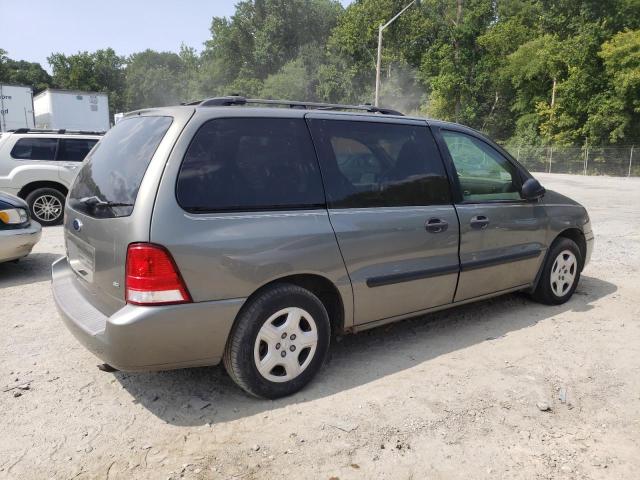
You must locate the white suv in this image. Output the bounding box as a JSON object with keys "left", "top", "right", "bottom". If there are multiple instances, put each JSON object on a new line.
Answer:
{"left": 0, "top": 129, "right": 102, "bottom": 225}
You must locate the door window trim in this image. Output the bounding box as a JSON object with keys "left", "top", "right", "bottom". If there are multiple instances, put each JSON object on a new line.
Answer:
{"left": 432, "top": 125, "right": 534, "bottom": 205}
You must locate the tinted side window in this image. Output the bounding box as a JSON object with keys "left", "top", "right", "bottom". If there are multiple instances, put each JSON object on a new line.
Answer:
{"left": 69, "top": 116, "right": 173, "bottom": 218}
{"left": 441, "top": 130, "right": 521, "bottom": 202}
{"left": 177, "top": 118, "right": 325, "bottom": 212}
{"left": 10, "top": 138, "right": 58, "bottom": 160}
{"left": 307, "top": 120, "right": 451, "bottom": 208}
{"left": 57, "top": 139, "right": 98, "bottom": 161}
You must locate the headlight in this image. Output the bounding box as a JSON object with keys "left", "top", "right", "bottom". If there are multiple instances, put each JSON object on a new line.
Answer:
{"left": 0, "top": 208, "right": 28, "bottom": 224}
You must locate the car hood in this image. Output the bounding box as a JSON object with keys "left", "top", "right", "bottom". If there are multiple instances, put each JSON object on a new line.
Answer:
{"left": 0, "top": 191, "right": 28, "bottom": 209}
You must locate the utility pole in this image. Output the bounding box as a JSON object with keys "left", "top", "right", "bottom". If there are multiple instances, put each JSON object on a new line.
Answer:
{"left": 629, "top": 145, "right": 635, "bottom": 178}
{"left": 375, "top": 0, "right": 420, "bottom": 106}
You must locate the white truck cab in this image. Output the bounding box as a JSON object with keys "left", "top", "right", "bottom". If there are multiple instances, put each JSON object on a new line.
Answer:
{"left": 0, "top": 129, "right": 102, "bottom": 225}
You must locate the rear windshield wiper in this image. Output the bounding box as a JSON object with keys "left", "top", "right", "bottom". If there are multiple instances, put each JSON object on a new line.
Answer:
{"left": 78, "top": 196, "right": 134, "bottom": 208}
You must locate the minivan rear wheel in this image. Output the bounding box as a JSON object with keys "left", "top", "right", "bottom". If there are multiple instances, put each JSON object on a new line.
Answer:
{"left": 532, "top": 237, "right": 582, "bottom": 305}
{"left": 25, "top": 187, "right": 65, "bottom": 226}
{"left": 223, "top": 283, "right": 331, "bottom": 399}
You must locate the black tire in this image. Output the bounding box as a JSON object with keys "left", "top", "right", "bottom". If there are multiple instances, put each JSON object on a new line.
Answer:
{"left": 532, "top": 237, "right": 582, "bottom": 305}
{"left": 223, "top": 283, "right": 331, "bottom": 399}
{"left": 25, "top": 187, "right": 66, "bottom": 226}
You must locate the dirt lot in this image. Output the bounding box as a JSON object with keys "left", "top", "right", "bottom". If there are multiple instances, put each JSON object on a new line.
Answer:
{"left": 1, "top": 173, "right": 639, "bottom": 480}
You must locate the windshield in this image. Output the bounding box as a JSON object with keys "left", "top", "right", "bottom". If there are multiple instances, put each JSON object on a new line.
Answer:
{"left": 68, "top": 116, "right": 173, "bottom": 218}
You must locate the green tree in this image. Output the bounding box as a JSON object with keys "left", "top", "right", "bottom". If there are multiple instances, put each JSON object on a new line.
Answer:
{"left": 48, "top": 49, "right": 125, "bottom": 115}
{"left": 0, "top": 48, "right": 9, "bottom": 82}
{"left": 179, "top": 44, "right": 202, "bottom": 103}
{"left": 474, "top": 0, "right": 541, "bottom": 140}
{"left": 124, "top": 50, "right": 186, "bottom": 109}
{"left": 199, "top": 0, "right": 343, "bottom": 98}
{"left": 504, "top": 34, "right": 566, "bottom": 143}
{"left": 586, "top": 29, "right": 640, "bottom": 143}
{"left": 0, "top": 49, "right": 52, "bottom": 93}
{"left": 260, "top": 57, "right": 309, "bottom": 100}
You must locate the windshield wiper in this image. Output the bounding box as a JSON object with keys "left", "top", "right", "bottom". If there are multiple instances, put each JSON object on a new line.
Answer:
{"left": 78, "top": 196, "right": 133, "bottom": 208}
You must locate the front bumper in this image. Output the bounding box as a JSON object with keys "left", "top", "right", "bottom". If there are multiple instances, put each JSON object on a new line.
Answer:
{"left": 51, "top": 257, "right": 245, "bottom": 371}
{"left": 582, "top": 219, "right": 594, "bottom": 268}
{"left": 584, "top": 231, "right": 594, "bottom": 267}
{"left": 0, "top": 221, "right": 42, "bottom": 262}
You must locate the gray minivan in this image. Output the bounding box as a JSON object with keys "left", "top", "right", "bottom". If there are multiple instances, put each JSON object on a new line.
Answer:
{"left": 52, "top": 97, "right": 593, "bottom": 398}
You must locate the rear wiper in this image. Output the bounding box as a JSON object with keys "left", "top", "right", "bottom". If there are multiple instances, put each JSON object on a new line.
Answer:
{"left": 95, "top": 201, "right": 134, "bottom": 208}
{"left": 78, "top": 196, "right": 133, "bottom": 208}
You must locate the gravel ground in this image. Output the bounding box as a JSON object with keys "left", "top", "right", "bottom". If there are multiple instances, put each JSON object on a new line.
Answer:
{"left": 1, "top": 173, "right": 639, "bottom": 480}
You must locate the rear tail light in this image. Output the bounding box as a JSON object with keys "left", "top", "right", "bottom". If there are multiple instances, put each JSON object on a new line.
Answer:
{"left": 125, "top": 243, "right": 191, "bottom": 305}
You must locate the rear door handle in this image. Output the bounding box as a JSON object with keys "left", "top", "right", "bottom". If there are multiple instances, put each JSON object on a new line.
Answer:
{"left": 425, "top": 218, "right": 448, "bottom": 233}
{"left": 470, "top": 215, "right": 490, "bottom": 229}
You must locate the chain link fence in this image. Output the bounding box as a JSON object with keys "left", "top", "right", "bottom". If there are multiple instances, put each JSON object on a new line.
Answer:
{"left": 505, "top": 145, "right": 638, "bottom": 177}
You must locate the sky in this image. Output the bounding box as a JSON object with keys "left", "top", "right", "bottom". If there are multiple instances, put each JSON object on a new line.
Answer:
{"left": 1, "top": 0, "right": 352, "bottom": 71}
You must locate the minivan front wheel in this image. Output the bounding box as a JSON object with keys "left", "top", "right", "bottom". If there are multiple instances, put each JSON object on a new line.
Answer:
{"left": 26, "top": 188, "right": 65, "bottom": 226}
{"left": 224, "top": 283, "right": 331, "bottom": 398}
{"left": 532, "top": 237, "right": 582, "bottom": 305}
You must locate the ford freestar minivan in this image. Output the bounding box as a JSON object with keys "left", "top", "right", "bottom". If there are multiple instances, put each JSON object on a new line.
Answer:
{"left": 52, "top": 97, "right": 593, "bottom": 398}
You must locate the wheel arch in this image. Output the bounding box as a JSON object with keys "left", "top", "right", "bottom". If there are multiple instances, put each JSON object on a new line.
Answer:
{"left": 240, "top": 273, "right": 347, "bottom": 336}
{"left": 530, "top": 227, "right": 587, "bottom": 292}
{"left": 18, "top": 181, "right": 69, "bottom": 199}
{"left": 556, "top": 228, "right": 587, "bottom": 270}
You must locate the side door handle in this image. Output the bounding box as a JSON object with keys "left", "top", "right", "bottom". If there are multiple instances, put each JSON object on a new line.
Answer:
{"left": 425, "top": 218, "right": 449, "bottom": 233}
{"left": 470, "top": 215, "right": 490, "bottom": 229}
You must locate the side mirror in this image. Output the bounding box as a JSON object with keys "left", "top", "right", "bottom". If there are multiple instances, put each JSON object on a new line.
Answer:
{"left": 521, "top": 178, "right": 546, "bottom": 201}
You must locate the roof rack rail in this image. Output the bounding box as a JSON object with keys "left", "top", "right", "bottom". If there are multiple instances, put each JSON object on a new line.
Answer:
{"left": 9, "top": 128, "right": 105, "bottom": 135}
{"left": 197, "top": 96, "right": 404, "bottom": 116}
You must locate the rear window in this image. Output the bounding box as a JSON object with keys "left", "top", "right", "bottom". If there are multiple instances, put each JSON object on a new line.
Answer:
{"left": 68, "top": 116, "right": 172, "bottom": 218}
{"left": 11, "top": 138, "right": 57, "bottom": 160}
{"left": 57, "top": 138, "right": 98, "bottom": 161}
{"left": 176, "top": 118, "right": 324, "bottom": 212}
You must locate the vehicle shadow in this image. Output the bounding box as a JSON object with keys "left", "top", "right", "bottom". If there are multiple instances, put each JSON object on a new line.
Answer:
{"left": 115, "top": 274, "right": 616, "bottom": 426}
{"left": 0, "top": 253, "right": 62, "bottom": 288}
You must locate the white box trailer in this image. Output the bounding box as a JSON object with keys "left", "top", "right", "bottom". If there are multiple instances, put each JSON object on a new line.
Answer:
{"left": 0, "top": 84, "right": 36, "bottom": 132}
{"left": 34, "top": 89, "right": 109, "bottom": 132}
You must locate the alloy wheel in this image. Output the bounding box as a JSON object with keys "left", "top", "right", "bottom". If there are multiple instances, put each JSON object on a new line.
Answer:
{"left": 32, "top": 194, "right": 63, "bottom": 223}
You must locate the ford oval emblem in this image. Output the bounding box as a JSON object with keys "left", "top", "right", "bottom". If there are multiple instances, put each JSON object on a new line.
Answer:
{"left": 72, "top": 219, "right": 83, "bottom": 232}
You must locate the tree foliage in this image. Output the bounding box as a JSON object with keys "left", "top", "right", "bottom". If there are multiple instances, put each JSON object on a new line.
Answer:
{"left": 0, "top": 48, "right": 52, "bottom": 93}
{"left": 124, "top": 50, "right": 186, "bottom": 109}
{"left": 48, "top": 49, "right": 126, "bottom": 115}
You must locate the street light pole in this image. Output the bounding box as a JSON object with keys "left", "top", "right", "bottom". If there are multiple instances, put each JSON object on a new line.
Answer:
{"left": 374, "top": 0, "right": 419, "bottom": 106}
{"left": 375, "top": 25, "right": 383, "bottom": 108}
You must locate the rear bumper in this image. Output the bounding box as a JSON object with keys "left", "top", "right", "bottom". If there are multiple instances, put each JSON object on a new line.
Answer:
{"left": 51, "top": 257, "right": 245, "bottom": 371}
{"left": 0, "top": 221, "right": 42, "bottom": 262}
